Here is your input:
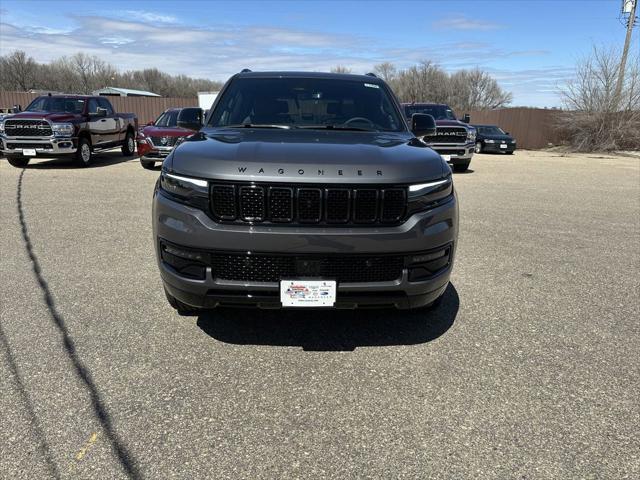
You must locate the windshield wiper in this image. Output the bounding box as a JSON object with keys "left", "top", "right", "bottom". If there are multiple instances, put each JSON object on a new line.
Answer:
{"left": 297, "top": 125, "right": 378, "bottom": 132}
{"left": 223, "top": 124, "right": 291, "bottom": 129}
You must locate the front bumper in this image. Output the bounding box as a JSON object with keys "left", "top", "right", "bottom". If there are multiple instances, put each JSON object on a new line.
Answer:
{"left": 1, "top": 135, "right": 77, "bottom": 155}
{"left": 137, "top": 142, "right": 173, "bottom": 163}
{"left": 153, "top": 190, "right": 458, "bottom": 309}
{"left": 425, "top": 142, "right": 475, "bottom": 164}
{"left": 482, "top": 143, "right": 516, "bottom": 153}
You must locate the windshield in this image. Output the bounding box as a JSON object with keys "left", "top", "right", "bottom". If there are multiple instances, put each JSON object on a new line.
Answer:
{"left": 208, "top": 77, "right": 404, "bottom": 132}
{"left": 155, "top": 110, "right": 180, "bottom": 127}
{"left": 404, "top": 105, "right": 456, "bottom": 121}
{"left": 478, "top": 126, "right": 506, "bottom": 135}
{"left": 25, "top": 97, "right": 86, "bottom": 114}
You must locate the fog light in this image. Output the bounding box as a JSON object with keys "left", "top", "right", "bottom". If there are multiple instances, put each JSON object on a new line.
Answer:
{"left": 160, "top": 242, "right": 207, "bottom": 279}
{"left": 407, "top": 247, "right": 451, "bottom": 282}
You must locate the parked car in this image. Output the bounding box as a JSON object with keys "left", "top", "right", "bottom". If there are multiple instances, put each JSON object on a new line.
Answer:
{"left": 402, "top": 103, "right": 475, "bottom": 172}
{"left": 154, "top": 70, "right": 457, "bottom": 314}
{"left": 472, "top": 124, "right": 516, "bottom": 154}
{"left": 0, "top": 95, "right": 137, "bottom": 167}
{"left": 137, "top": 107, "right": 204, "bottom": 169}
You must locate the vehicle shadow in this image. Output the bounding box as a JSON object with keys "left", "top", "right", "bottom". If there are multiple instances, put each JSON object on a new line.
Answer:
{"left": 196, "top": 283, "right": 459, "bottom": 351}
{"left": 18, "top": 151, "right": 137, "bottom": 169}
{"left": 453, "top": 168, "right": 474, "bottom": 174}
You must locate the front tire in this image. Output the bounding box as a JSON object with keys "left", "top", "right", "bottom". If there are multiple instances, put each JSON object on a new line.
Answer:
{"left": 75, "top": 138, "right": 92, "bottom": 167}
{"left": 453, "top": 160, "right": 470, "bottom": 173}
{"left": 122, "top": 131, "right": 135, "bottom": 156}
{"left": 7, "top": 155, "right": 30, "bottom": 168}
{"left": 164, "top": 287, "right": 201, "bottom": 316}
{"left": 475, "top": 142, "right": 483, "bottom": 153}
{"left": 140, "top": 159, "right": 155, "bottom": 170}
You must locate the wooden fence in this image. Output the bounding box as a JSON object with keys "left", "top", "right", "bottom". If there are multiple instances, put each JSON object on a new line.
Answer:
{"left": 467, "top": 108, "right": 564, "bottom": 149}
{"left": 0, "top": 92, "right": 198, "bottom": 125}
{"left": 1, "top": 92, "right": 562, "bottom": 149}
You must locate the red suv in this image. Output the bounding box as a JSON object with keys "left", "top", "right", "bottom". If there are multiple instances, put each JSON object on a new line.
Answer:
{"left": 137, "top": 107, "right": 203, "bottom": 169}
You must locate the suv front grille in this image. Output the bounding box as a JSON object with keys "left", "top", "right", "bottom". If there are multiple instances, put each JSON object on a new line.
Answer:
{"left": 429, "top": 127, "right": 467, "bottom": 144}
{"left": 150, "top": 136, "right": 180, "bottom": 147}
{"left": 4, "top": 119, "right": 52, "bottom": 137}
{"left": 211, "top": 182, "right": 407, "bottom": 226}
{"left": 210, "top": 253, "right": 404, "bottom": 283}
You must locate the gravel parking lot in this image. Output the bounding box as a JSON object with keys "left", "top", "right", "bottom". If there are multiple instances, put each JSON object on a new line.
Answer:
{"left": 1, "top": 149, "right": 638, "bottom": 479}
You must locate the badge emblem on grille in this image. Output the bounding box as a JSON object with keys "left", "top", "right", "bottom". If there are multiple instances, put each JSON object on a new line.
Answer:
{"left": 160, "top": 136, "right": 169, "bottom": 146}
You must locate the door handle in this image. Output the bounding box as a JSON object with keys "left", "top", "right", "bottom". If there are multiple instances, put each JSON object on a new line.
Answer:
{"left": 100, "top": 119, "right": 107, "bottom": 122}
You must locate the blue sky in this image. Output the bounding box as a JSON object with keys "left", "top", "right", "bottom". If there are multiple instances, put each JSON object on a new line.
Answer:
{"left": 0, "top": 0, "right": 636, "bottom": 106}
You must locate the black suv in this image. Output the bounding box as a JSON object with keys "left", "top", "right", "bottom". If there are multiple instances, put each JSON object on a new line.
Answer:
{"left": 153, "top": 71, "right": 458, "bottom": 313}
{"left": 473, "top": 124, "right": 516, "bottom": 154}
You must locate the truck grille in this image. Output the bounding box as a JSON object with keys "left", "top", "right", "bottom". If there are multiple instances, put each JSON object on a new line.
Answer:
{"left": 429, "top": 127, "right": 467, "bottom": 144}
{"left": 210, "top": 252, "right": 404, "bottom": 283}
{"left": 5, "top": 142, "right": 53, "bottom": 150}
{"left": 210, "top": 182, "right": 407, "bottom": 225}
{"left": 4, "top": 119, "right": 52, "bottom": 137}
{"left": 150, "top": 136, "right": 180, "bottom": 147}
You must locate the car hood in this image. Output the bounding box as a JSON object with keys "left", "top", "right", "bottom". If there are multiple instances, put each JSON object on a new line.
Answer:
{"left": 7, "top": 112, "right": 81, "bottom": 122}
{"left": 482, "top": 134, "right": 514, "bottom": 141}
{"left": 168, "top": 128, "right": 448, "bottom": 184}
{"left": 142, "top": 125, "right": 195, "bottom": 137}
{"left": 435, "top": 119, "right": 468, "bottom": 128}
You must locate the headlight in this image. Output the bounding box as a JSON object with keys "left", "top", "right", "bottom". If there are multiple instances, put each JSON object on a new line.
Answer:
{"left": 51, "top": 123, "right": 74, "bottom": 137}
{"left": 407, "top": 176, "right": 453, "bottom": 215}
{"left": 485, "top": 139, "right": 495, "bottom": 143}
{"left": 159, "top": 171, "right": 209, "bottom": 210}
{"left": 467, "top": 129, "right": 476, "bottom": 141}
{"left": 511, "top": 140, "right": 516, "bottom": 144}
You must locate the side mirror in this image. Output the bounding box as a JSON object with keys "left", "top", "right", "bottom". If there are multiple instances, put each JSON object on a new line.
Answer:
{"left": 94, "top": 107, "right": 108, "bottom": 117}
{"left": 411, "top": 113, "right": 437, "bottom": 137}
{"left": 177, "top": 120, "right": 202, "bottom": 131}
{"left": 146, "top": 120, "right": 155, "bottom": 126}
{"left": 505, "top": 132, "right": 510, "bottom": 135}
{"left": 462, "top": 114, "right": 470, "bottom": 124}
{"left": 12, "top": 105, "right": 22, "bottom": 113}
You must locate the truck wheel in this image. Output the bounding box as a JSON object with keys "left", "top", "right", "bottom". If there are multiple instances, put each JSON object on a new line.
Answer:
{"left": 6, "top": 155, "right": 30, "bottom": 168}
{"left": 164, "top": 287, "right": 201, "bottom": 316}
{"left": 140, "top": 159, "right": 155, "bottom": 170}
{"left": 475, "top": 142, "right": 483, "bottom": 153}
{"left": 75, "top": 138, "right": 92, "bottom": 167}
{"left": 453, "top": 161, "right": 470, "bottom": 173}
{"left": 122, "top": 131, "right": 135, "bottom": 156}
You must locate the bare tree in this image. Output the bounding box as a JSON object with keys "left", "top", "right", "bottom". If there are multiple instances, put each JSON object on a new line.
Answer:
{"left": 1, "top": 51, "right": 38, "bottom": 90}
{"left": 330, "top": 65, "right": 352, "bottom": 74}
{"left": 449, "top": 68, "right": 513, "bottom": 111}
{"left": 373, "top": 62, "right": 396, "bottom": 82}
{"left": 560, "top": 46, "right": 640, "bottom": 151}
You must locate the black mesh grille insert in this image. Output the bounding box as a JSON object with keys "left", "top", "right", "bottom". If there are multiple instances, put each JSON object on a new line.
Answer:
{"left": 297, "top": 188, "right": 322, "bottom": 222}
{"left": 150, "top": 136, "right": 180, "bottom": 147}
{"left": 210, "top": 253, "right": 404, "bottom": 283}
{"left": 326, "top": 189, "right": 350, "bottom": 223}
{"left": 211, "top": 185, "right": 236, "bottom": 219}
{"left": 269, "top": 187, "right": 293, "bottom": 222}
{"left": 239, "top": 186, "right": 265, "bottom": 221}
{"left": 381, "top": 189, "right": 406, "bottom": 222}
{"left": 4, "top": 119, "right": 52, "bottom": 137}
{"left": 354, "top": 189, "right": 378, "bottom": 223}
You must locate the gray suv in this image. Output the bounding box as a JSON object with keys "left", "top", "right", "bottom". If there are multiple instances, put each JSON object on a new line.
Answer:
{"left": 153, "top": 71, "right": 458, "bottom": 313}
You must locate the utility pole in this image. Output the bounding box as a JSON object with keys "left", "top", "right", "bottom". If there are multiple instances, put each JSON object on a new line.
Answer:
{"left": 614, "top": 0, "right": 638, "bottom": 108}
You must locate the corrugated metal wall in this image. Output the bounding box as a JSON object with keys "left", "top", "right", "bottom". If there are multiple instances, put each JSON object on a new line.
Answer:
{"left": 0, "top": 92, "right": 198, "bottom": 125}
{"left": 0, "top": 92, "right": 562, "bottom": 149}
{"left": 467, "top": 108, "right": 564, "bottom": 149}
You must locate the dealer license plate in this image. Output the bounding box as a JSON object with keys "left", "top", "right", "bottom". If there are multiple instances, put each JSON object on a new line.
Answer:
{"left": 500, "top": 144, "right": 508, "bottom": 149}
{"left": 22, "top": 149, "right": 37, "bottom": 156}
{"left": 441, "top": 154, "right": 451, "bottom": 162}
{"left": 280, "top": 280, "right": 337, "bottom": 307}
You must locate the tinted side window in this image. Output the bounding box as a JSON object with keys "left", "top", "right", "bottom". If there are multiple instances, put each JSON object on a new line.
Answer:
{"left": 88, "top": 99, "right": 99, "bottom": 114}
{"left": 97, "top": 98, "right": 114, "bottom": 115}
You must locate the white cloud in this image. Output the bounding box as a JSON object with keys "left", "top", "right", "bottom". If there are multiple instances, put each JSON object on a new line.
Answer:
{"left": 122, "top": 11, "right": 178, "bottom": 24}
{"left": 0, "top": 13, "right": 561, "bottom": 106}
{"left": 433, "top": 15, "right": 503, "bottom": 31}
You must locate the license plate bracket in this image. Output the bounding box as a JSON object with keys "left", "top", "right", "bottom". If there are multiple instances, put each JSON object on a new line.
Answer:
{"left": 22, "top": 148, "right": 37, "bottom": 156}
{"left": 280, "top": 280, "right": 337, "bottom": 307}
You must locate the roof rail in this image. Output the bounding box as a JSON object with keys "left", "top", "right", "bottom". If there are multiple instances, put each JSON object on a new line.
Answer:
{"left": 240, "top": 68, "right": 252, "bottom": 73}
{"left": 365, "top": 72, "right": 378, "bottom": 78}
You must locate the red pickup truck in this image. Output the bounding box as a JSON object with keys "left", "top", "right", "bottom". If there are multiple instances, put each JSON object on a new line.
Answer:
{"left": 0, "top": 95, "right": 137, "bottom": 167}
